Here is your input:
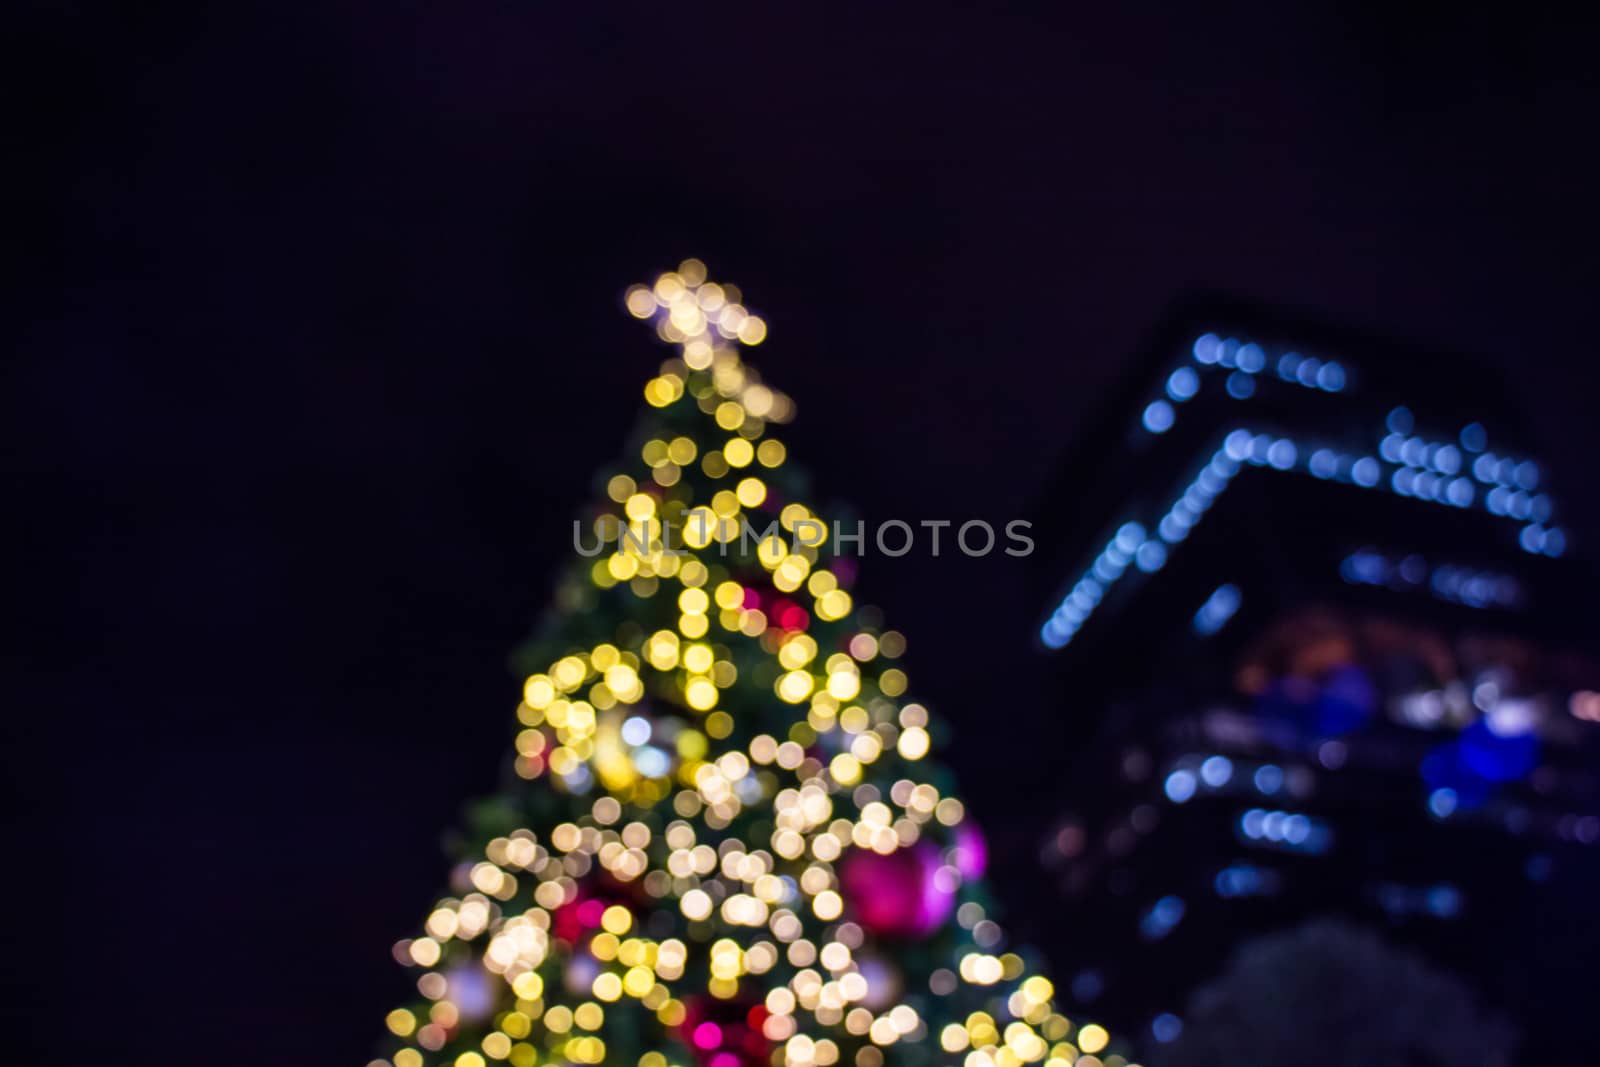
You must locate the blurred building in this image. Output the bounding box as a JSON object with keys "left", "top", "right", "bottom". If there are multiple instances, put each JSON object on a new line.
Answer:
{"left": 1027, "top": 299, "right": 1600, "bottom": 1061}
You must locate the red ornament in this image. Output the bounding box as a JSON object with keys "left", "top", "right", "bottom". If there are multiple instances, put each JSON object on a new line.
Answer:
{"left": 552, "top": 894, "right": 612, "bottom": 945}
{"left": 552, "top": 900, "right": 585, "bottom": 944}
{"left": 769, "top": 597, "right": 810, "bottom": 632}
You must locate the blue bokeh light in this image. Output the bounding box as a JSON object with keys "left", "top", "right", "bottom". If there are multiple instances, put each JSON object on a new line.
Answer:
{"left": 1143, "top": 399, "right": 1175, "bottom": 433}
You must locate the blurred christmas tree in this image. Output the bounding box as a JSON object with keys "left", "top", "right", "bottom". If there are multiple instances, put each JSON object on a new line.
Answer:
{"left": 373, "top": 262, "right": 1132, "bottom": 1067}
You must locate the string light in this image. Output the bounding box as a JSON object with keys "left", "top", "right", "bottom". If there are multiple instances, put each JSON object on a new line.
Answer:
{"left": 1340, "top": 549, "right": 1523, "bottom": 610}
{"left": 1057, "top": 332, "right": 1568, "bottom": 648}
{"left": 1044, "top": 393, "right": 1567, "bottom": 649}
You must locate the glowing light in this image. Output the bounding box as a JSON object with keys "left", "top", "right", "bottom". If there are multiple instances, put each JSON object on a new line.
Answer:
{"left": 1193, "top": 584, "right": 1241, "bottom": 636}
{"left": 1429, "top": 788, "right": 1458, "bottom": 818}
{"left": 1139, "top": 896, "right": 1186, "bottom": 940}
{"left": 1239, "top": 808, "right": 1332, "bottom": 853}
{"left": 1143, "top": 400, "right": 1175, "bottom": 434}
{"left": 1135, "top": 540, "right": 1168, "bottom": 573}
{"left": 1167, "top": 366, "right": 1200, "bottom": 400}
{"left": 1200, "top": 755, "right": 1233, "bottom": 787}
{"left": 1164, "top": 769, "right": 1198, "bottom": 804}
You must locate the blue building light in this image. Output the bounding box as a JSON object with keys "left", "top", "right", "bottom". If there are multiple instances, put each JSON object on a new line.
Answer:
{"left": 1139, "top": 895, "right": 1187, "bottom": 940}
{"left": 1167, "top": 366, "right": 1200, "bottom": 400}
{"left": 1194, "top": 583, "right": 1242, "bottom": 636}
{"left": 1200, "top": 754, "right": 1234, "bottom": 787}
{"left": 1143, "top": 399, "right": 1175, "bottom": 433}
{"left": 1135, "top": 540, "right": 1169, "bottom": 573}
{"left": 1458, "top": 716, "right": 1540, "bottom": 782}
{"left": 1165, "top": 768, "right": 1198, "bottom": 804}
{"left": 1045, "top": 330, "right": 1565, "bottom": 651}
{"left": 1214, "top": 863, "right": 1281, "bottom": 898}
{"left": 1253, "top": 764, "right": 1284, "bottom": 794}
{"left": 1239, "top": 808, "right": 1333, "bottom": 853}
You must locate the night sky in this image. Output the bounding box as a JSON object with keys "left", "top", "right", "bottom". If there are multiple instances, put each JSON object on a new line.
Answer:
{"left": 10, "top": 4, "right": 1600, "bottom": 1063}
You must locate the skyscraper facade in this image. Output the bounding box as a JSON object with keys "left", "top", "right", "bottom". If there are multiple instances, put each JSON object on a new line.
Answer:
{"left": 1028, "top": 301, "right": 1600, "bottom": 1061}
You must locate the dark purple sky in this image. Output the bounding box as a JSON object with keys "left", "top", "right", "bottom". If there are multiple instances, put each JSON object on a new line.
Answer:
{"left": 10, "top": 3, "right": 1600, "bottom": 1063}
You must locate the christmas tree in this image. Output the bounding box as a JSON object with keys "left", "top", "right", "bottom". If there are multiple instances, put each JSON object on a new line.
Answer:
{"left": 372, "top": 262, "right": 1134, "bottom": 1067}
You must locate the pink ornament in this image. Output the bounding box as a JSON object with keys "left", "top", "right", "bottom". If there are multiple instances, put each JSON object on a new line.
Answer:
{"left": 678, "top": 996, "right": 770, "bottom": 1067}
{"left": 693, "top": 1023, "right": 723, "bottom": 1051}
{"left": 577, "top": 898, "right": 606, "bottom": 927}
{"left": 952, "top": 822, "right": 988, "bottom": 880}
{"left": 838, "top": 843, "right": 955, "bottom": 938}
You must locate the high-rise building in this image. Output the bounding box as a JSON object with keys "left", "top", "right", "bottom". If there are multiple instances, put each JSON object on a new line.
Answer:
{"left": 1026, "top": 299, "right": 1600, "bottom": 1061}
